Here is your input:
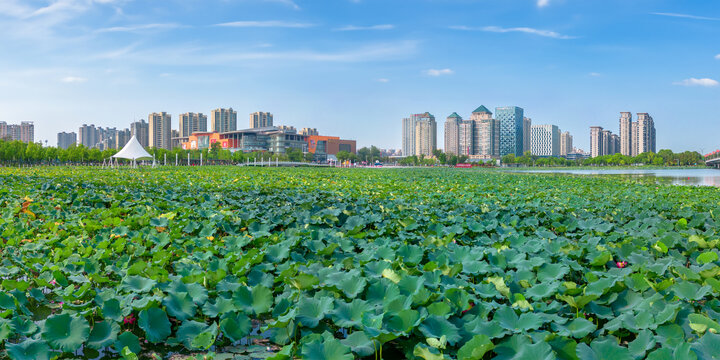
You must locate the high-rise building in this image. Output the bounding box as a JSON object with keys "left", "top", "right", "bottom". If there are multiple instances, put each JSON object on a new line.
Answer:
{"left": 523, "top": 117, "right": 532, "bottom": 153}
{"left": 531, "top": 124, "right": 560, "bottom": 157}
{"left": 179, "top": 113, "right": 207, "bottom": 137}
{"left": 301, "top": 128, "right": 319, "bottom": 136}
{"left": 79, "top": 124, "right": 98, "bottom": 148}
{"left": 402, "top": 114, "right": 422, "bottom": 157}
{"left": 560, "top": 131, "right": 573, "bottom": 157}
{"left": 131, "top": 119, "right": 150, "bottom": 148}
{"left": 601, "top": 130, "right": 612, "bottom": 156}
{"left": 250, "top": 112, "right": 273, "bottom": 128}
{"left": 496, "top": 106, "right": 524, "bottom": 157}
{"left": 458, "top": 120, "right": 473, "bottom": 156}
{"left": 590, "top": 126, "right": 603, "bottom": 158}
{"left": 414, "top": 112, "right": 437, "bottom": 157}
{"left": 148, "top": 112, "right": 172, "bottom": 150}
{"left": 19, "top": 121, "right": 34, "bottom": 143}
{"left": 0, "top": 122, "right": 6, "bottom": 140}
{"left": 444, "top": 112, "right": 461, "bottom": 155}
{"left": 619, "top": 112, "right": 632, "bottom": 156}
{"left": 631, "top": 122, "right": 639, "bottom": 157}
{"left": 471, "top": 106, "right": 499, "bottom": 157}
{"left": 57, "top": 132, "right": 77, "bottom": 149}
{"left": 637, "top": 113, "right": 656, "bottom": 154}
{"left": 116, "top": 128, "right": 131, "bottom": 149}
{"left": 211, "top": 108, "right": 237, "bottom": 133}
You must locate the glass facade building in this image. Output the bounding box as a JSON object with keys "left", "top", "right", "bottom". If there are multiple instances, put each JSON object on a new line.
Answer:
{"left": 496, "top": 106, "right": 524, "bottom": 156}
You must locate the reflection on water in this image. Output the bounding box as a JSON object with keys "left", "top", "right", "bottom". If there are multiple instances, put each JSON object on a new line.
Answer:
{"left": 514, "top": 169, "right": 720, "bottom": 187}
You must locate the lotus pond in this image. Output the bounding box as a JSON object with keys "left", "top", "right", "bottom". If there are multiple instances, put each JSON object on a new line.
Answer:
{"left": 1, "top": 166, "right": 720, "bottom": 360}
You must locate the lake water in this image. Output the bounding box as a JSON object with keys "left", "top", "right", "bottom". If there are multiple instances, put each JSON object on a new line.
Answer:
{"left": 513, "top": 168, "right": 720, "bottom": 187}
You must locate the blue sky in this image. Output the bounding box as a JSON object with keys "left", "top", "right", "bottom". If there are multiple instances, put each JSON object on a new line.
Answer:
{"left": 0, "top": 0, "right": 718, "bottom": 152}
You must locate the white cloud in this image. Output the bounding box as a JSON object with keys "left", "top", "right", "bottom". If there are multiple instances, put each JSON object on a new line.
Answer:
{"left": 96, "top": 23, "right": 180, "bottom": 33}
{"left": 674, "top": 78, "right": 719, "bottom": 87}
{"left": 377, "top": 78, "right": 389, "bottom": 83}
{"left": 61, "top": 76, "right": 87, "bottom": 83}
{"left": 450, "top": 25, "right": 575, "bottom": 39}
{"left": 651, "top": 12, "right": 720, "bottom": 21}
{"left": 425, "top": 69, "right": 454, "bottom": 77}
{"left": 335, "top": 24, "right": 395, "bottom": 31}
{"left": 537, "top": 0, "right": 550, "bottom": 8}
{"left": 589, "top": 72, "right": 601, "bottom": 77}
{"left": 215, "top": 21, "right": 315, "bottom": 28}
{"left": 715, "top": 54, "right": 720, "bottom": 60}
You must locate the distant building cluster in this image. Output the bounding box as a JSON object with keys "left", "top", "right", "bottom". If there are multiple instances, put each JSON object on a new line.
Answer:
{"left": 591, "top": 112, "right": 656, "bottom": 158}
{"left": 52, "top": 108, "right": 355, "bottom": 159}
{"left": 0, "top": 121, "right": 34, "bottom": 144}
{"left": 403, "top": 105, "right": 577, "bottom": 161}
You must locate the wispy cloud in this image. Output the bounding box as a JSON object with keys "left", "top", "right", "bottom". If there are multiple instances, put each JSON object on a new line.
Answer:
{"left": 91, "top": 41, "right": 418, "bottom": 65}
{"left": 425, "top": 69, "right": 454, "bottom": 77}
{"left": 335, "top": 24, "right": 395, "bottom": 31}
{"left": 61, "top": 76, "right": 87, "bottom": 83}
{"left": 589, "top": 72, "right": 602, "bottom": 77}
{"left": 715, "top": 54, "right": 720, "bottom": 60}
{"left": 651, "top": 12, "right": 720, "bottom": 21}
{"left": 96, "top": 23, "right": 180, "bottom": 33}
{"left": 264, "top": 0, "right": 300, "bottom": 10}
{"left": 674, "top": 78, "right": 719, "bottom": 87}
{"left": 450, "top": 25, "right": 575, "bottom": 39}
{"left": 215, "top": 20, "right": 315, "bottom": 28}
{"left": 537, "top": 0, "right": 550, "bottom": 8}
{"left": 377, "top": 78, "right": 389, "bottom": 83}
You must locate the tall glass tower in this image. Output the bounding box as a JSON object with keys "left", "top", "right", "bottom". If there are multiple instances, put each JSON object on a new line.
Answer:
{"left": 495, "top": 106, "right": 524, "bottom": 156}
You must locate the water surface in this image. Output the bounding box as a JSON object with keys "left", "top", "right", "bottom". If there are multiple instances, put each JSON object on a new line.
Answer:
{"left": 513, "top": 168, "right": 720, "bottom": 187}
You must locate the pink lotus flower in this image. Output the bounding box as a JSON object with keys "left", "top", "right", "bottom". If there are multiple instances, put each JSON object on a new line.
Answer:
{"left": 124, "top": 314, "right": 137, "bottom": 325}
{"left": 49, "top": 279, "right": 57, "bottom": 286}
{"left": 616, "top": 261, "right": 628, "bottom": 268}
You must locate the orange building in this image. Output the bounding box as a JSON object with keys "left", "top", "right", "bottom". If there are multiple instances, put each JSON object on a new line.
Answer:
{"left": 181, "top": 132, "right": 233, "bottom": 150}
{"left": 306, "top": 135, "right": 356, "bottom": 155}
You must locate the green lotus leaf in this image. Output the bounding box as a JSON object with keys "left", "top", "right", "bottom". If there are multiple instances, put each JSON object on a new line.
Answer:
{"left": 120, "top": 275, "right": 157, "bottom": 293}
{"left": 41, "top": 313, "right": 90, "bottom": 352}
{"left": 102, "top": 298, "right": 124, "bottom": 322}
{"left": 163, "top": 291, "right": 197, "bottom": 321}
{"left": 494, "top": 307, "right": 545, "bottom": 333}
{"left": 139, "top": 307, "right": 172, "bottom": 343}
{"left": 296, "top": 296, "right": 333, "bottom": 328}
{"left": 689, "top": 314, "right": 720, "bottom": 334}
{"left": 628, "top": 330, "right": 656, "bottom": 359}
{"left": 457, "top": 334, "right": 494, "bottom": 360}
{"left": 551, "top": 318, "right": 596, "bottom": 338}
{"left": 384, "top": 308, "right": 421, "bottom": 334}
{"left": 175, "top": 320, "right": 218, "bottom": 350}
{"left": 418, "top": 316, "right": 461, "bottom": 346}
{"left": 233, "top": 285, "right": 273, "bottom": 315}
{"left": 301, "top": 333, "right": 353, "bottom": 360}
{"left": 493, "top": 335, "right": 554, "bottom": 360}
{"left": 536, "top": 263, "right": 569, "bottom": 282}
{"left": 114, "top": 331, "right": 141, "bottom": 354}
{"left": 525, "top": 282, "right": 558, "bottom": 300}
{"left": 697, "top": 252, "right": 719, "bottom": 265}
{"left": 673, "top": 281, "right": 712, "bottom": 301}
{"left": 219, "top": 312, "right": 252, "bottom": 342}
{"left": 412, "top": 343, "right": 448, "bottom": 360}
{"left": 576, "top": 338, "right": 632, "bottom": 360}
{"left": 340, "top": 331, "right": 380, "bottom": 357}
{"left": 691, "top": 332, "right": 720, "bottom": 360}
{"left": 87, "top": 321, "right": 120, "bottom": 349}
{"left": 6, "top": 339, "right": 51, "bottom": 360}
{"left": 331, "top": 299, "right": 373, "bottom": 328}
{"left": 326, "top": 270, "right": 367, "bottom": 298}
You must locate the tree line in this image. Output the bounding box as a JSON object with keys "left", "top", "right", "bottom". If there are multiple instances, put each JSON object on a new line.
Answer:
{"left": 502, "top": 150, "right": 704, "bottom": 167}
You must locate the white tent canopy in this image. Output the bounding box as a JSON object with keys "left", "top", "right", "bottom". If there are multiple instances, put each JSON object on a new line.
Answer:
{"left": 112, "top": 135, "right": 152, "bottom": 161}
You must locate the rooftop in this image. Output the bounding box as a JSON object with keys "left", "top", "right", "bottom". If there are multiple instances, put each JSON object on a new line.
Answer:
{"left": 472, "top": 105, "right": 492, "bottom": 114}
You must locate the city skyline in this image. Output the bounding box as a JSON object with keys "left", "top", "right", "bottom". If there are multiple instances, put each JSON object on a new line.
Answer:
{"left": 0, "top": 1, "right": 718, "bottom": 152}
